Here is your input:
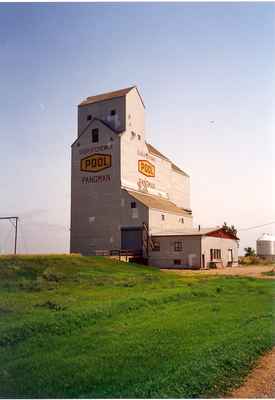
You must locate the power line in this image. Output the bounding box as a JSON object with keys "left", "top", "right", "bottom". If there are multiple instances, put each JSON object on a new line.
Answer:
{"left": 238, "top": 221, "right": 275, "bottom": 232}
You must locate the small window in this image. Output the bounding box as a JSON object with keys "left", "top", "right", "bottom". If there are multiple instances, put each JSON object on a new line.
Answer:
{"left": 131, "top": 201, "right": 136, "bottom": 209}
{"left": 174, "top": 259, "right": 181, "bottom": 265}
{"left": 138, "top": 134, "right": 141, "bottom": 141}
{"left": 152, "top": 239, "right": 160, "bottom": 252}
{"left": 92, "top": 128, "right": 99, "bottom": 143}
{"left": 174, "top": 241, "right": 183, "bottom": 252}
{"left": 87, "top": 114, "right": 92, "bottom": 121}
{"left": 179, "top": 218, "right": 184, "bottom": 224}
{"left": 161, "top": 214, "right": 165, "bottom": 221}
{"left": 110, "top": 109, "right": 116, "bottom": 116}
{"left": 211, "top": 249, "right": 221, "bottom": 260}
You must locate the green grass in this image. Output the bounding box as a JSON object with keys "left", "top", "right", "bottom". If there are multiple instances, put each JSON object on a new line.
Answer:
{"left": 262, "top": 270, "right": 275, "bottom": 277}
{"left": 0, "top": 255, "right": 274, "bottom": 398}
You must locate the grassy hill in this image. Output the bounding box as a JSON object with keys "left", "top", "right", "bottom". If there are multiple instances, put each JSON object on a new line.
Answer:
{"left": 0, "top": 255, "right": 274, "bottom": 398}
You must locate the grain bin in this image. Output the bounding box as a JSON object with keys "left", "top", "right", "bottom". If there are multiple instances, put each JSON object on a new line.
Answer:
{"left": 256, "top": 233, "right": 275, "bottom": 261}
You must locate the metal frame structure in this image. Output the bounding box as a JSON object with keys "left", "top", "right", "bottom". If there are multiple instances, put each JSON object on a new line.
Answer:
{"left": 0, "top": 216, "right": 19, "bottom": 255}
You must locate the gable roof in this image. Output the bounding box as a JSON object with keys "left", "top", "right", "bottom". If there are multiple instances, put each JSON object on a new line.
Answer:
{"left": 79, "top": 86, "right": 145, "bottom": 108}
{"left": 146, "top": 142, "right": 189, "bottom": 177}
{"left": 71, "top": 117, "right": 121, "bottom": 147}
{"left": 126, "top": 190, "right": 192, "bottom": 216}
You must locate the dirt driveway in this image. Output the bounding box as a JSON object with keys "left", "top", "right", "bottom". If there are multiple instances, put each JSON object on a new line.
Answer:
{"left": 163, "top": 265, "right": 275, "bottom": 280}
{"left": 229, "top": 347, "right": 275, "bottom": 398}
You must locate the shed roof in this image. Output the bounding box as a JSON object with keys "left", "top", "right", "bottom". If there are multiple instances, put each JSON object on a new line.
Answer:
{"left": 126, "top": 190, "right": 191, "bottom": 216}
{"left": 152, "top": 227, "right": 239, "bottom": 240}
{"left": 152, "top": 228, "right": 220, "bottom": 237}
{"left": 145, "top": 142, "right": 189, "bottom": 177}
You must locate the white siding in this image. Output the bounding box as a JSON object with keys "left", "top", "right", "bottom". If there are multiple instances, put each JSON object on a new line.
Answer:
{"left": 149, "top": 209, "right": 193, "bottom": 234}
{"left": 71, "top": 87, "right": 194, "bottom": 255}
{"left": 149, "top": 235, "right": 201, "bottom": 268}
{"left": 170, "top": 170, "right": 191, "bottom": 210}
{"left": 201, "top": 236, "right": 239, "bottom": 267}
{"left": 78, "top": 96, "right": 126, "bottom": 136}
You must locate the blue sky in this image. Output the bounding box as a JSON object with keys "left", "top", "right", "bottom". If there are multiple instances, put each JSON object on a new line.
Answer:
{"left": 0, "top": 2, "right": 274, "bottom": 254}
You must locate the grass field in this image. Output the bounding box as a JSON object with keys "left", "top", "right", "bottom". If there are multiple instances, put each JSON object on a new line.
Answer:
{"left": 262, "top": 270, "right": 275, "bottom": 277}
{"left": 0, "top": 255, "right": 274, "bottom": 398}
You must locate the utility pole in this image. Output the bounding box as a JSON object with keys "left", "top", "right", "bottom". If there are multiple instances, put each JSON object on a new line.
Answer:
{"left": 0, "top": 216, "right": 19, "bottom": 255}
{"left": 14, "top": 217, "right": 18, "bottom": 255}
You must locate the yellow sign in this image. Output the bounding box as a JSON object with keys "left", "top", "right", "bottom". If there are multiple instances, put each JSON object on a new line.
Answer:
{"left": 138, "top": 160, "right": 155, "bottom": 177}
{"left": 80, "top": 153, "right": 112, "bottom": 172}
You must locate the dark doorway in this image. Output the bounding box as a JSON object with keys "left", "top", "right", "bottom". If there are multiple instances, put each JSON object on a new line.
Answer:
{"left": 121, "top": 227, "right": 143, "bottom": 251}
{"left": 202, "top": 254, "right": 205, "bottom": 269}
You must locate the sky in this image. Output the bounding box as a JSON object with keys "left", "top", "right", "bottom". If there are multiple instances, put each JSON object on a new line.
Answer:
{"left": 0, "top": 2, "right": 274, "bottom": 255}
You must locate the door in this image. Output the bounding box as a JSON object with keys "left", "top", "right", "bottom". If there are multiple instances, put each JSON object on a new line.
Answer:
{"left": 202, "top": 254, "right": 205, "bottom": 269}
{"left": 121, "top": 228, "right": 143, "bottom": 251}
{"left": 228, "top": 249, "right": 233, "bottom": 265}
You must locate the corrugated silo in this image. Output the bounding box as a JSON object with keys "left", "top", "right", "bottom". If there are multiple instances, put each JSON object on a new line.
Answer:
{"left": 256, "top": 233, "right": 275, "bottom": 261}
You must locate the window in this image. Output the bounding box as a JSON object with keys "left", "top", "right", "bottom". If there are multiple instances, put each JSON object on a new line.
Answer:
{"left": 174, "top": 241, "right": 183, "bottom": 252}
{"left": 110, "top": 109, "right": 116, "bottom": 116}
{"left": 211, "top": 249, "right": 221, "bottom": 260}
{"left": 174, "top": 259, "right": 181, "bottom": 265}
{"left": 179, "top": 218, "right": 184, "bottom": 224}
{"left": 131, "top": 201, "right": 136, "bottom": 209}
{"left": 92, "top": 128, "right": 99, "bottom": 143}
{"left": 87, "top": 114, "right": 92, "bottom": 121}
{"left": 152, "top": 239, "right": 160, "bottom": 251}
{"left": 161, "top": 214, "right": 165, "bottom": 221}
{"left": 138, "top": 134, "right": 141, "bottom": 141}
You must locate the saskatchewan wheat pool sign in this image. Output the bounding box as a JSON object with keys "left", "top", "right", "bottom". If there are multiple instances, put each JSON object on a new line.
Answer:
{"left": 138, "top": 159, "right": 155, "bottom": 178}
{"left": 80, "top": 154, "right": 112, "bottom": 173}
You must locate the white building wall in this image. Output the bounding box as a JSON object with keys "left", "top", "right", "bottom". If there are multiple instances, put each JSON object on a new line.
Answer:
{"left": 125, "top": 88, "right": 145, "bottom": 141}
{"left": 121, "top": 88, "right": 192, "bottom": 218}
{"left": 149, "top": 235, "right": 201, "bottom": 268}
{"left": 120, "top": 190, "right": 149, "bottom": 228}
{"left": 170, "top": 171, "right": 191, "bottom": 210}
{"left": 201, "top": 236, "right": 239, "bottom": 267}
{"left": 149, "top": 234, "right": 239, "bottom": 269}
{"left": 72, "top": 87, "right": 194, "bottom": 254}
{"left": 78, "top": 96, "right": 126, "bottom": 137}
{"left": 149, "top": 209, "right": 193, "bottom": 235}
{"left": 71, "top": 119, "right": 122, "bottom": 254}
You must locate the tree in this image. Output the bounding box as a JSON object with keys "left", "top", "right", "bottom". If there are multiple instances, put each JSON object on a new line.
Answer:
{"left": 222, "top": 222, "right": 238, "bottom": 237}
{"left": 244, "top": 247, "right": 256, "bottom": 257}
